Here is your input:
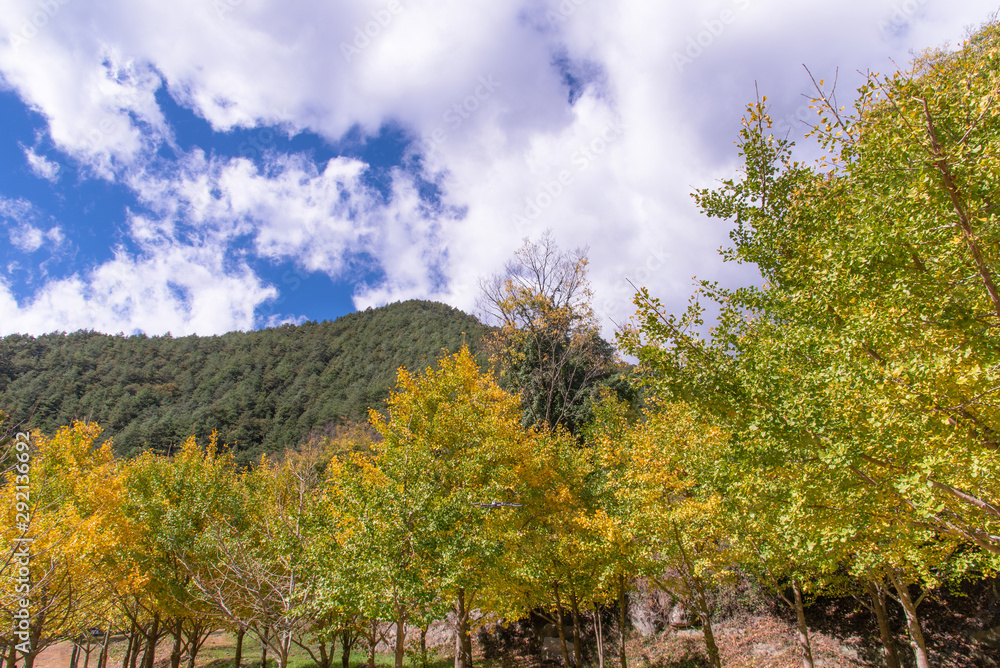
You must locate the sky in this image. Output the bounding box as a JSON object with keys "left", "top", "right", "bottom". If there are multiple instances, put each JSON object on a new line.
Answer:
{"left": 0, "top": 0, "right": 996, "bottom": 337}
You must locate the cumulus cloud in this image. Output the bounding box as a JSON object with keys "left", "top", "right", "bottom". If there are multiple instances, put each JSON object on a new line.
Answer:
{"left": 127, "top": 150, "right": 388, "bottom": 275}
{"left": 129, "top": 147, "right": 454, "bottom": 308}
{"left": 0, "top": 0, "right": 996, "bottom": 335}
{"left": 8, "top": 223, "right": 44, "bottom": 252}
{"left": 0, "top": 237, "right": 277, "bottom": 336}
{"left": 1, "top": 196, "right": 63, "bottom": 255}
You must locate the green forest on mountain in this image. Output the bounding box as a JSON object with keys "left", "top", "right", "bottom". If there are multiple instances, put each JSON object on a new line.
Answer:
{"left": 0, "top": 300, "right": 488, "bottom": 463}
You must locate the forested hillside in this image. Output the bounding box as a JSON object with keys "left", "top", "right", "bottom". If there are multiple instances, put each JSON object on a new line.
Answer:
{"left": 0, "top": 300, "right": 488, "bottom": 461}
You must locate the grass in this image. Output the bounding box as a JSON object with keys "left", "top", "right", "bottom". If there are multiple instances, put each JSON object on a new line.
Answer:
{"left": 183, "top": 633, "right": 455, "bottom": 668}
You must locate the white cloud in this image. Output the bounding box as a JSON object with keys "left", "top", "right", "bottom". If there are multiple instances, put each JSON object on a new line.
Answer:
{"left": 45, "top": 226, "right": 64, "bottom": 245}
{"left": 352, "top": 169, "right": 451, "bottom": 307}
{"left": 0, "top": 196, "right": 33, "bottom": 222}
{"left": 21, "top": 145, "right": 60, "bottom": 182}
{"left": 8, "top": 223, "right": 44, "bottom": 252}
{"left": 1, "top": 196, "right": 64, "bottom": 254}
{"left": 127, "top": 147, "right": 453, "bottom": 311}
{"left": 127, "top": 150, "right": 384, "bottom": 275}
{"left": 0, "top": 237, "right": 277, "bottom": 336}
{"left": 0, "top": 0, "right": 996, "bottom": 335}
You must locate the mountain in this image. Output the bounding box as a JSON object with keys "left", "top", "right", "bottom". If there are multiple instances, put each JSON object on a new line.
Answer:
{"left": 0, "top": 300, "right": 489, "bottom": 463}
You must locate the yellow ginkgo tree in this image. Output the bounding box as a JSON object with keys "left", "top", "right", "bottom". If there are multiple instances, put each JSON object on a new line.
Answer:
{"left": 589, "top": 399, "right": 733, "bottom": 668}
{"left": 325, "top": 346, "right": 530, "bottom": 668}
{"left": 1, "top": 422, "right": 121, "bottom": 668}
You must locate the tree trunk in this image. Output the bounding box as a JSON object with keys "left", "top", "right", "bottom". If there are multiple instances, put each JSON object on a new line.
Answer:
{"left": 553, "top": 584, "right": 572, "bottom": 668}
{"left": 170, "top": 621, "right": 183, "bottom": 668}
{"left": 618, "top": 574, "right": 627, "bottom": 668}
{"left": 792, "top": 580, "right": 814, "bottom": 668}
{"left": 7, "top": 643, "right": 16, "bottom": 668}
{"left": 889, "top": 573, "right": 930, "bottom": 668}
{"left": 128, "top": 622, "right": 142, "bottom": 668}
{"left": 83, "top": 636, "right": 93, "bottom": 668}
{"left": 122, "top": 623, "right": 137, "bottom": 668}
{"left": 692, "top": 584, "right": 722, "bottom": 668}
{"left": 260, "top": 630, "right": 268, "bottom": 668}
{"left": 569, "top": 591, "right": 583, "bottom": 668}
{"left": 70, "top": 645, "right": 79, "bottom": 668}
{"left": 142, "top": 616, "right": 160, "bottom": 668}
{"left": 98, "top": 626, "right": 113, "bottom": 668}
{"left": 867, "top": 580, "right": 901, "bottom": 668}
{"left": 234, "top": 628, "right": 245, "bottom": 668}
{"left": 317, "top": 641, "right": 332, "bottom": 668}
{"left": 339, "top": 630, "right": 354, "bottom": 668}
{"left": 23, "top": 612, "right": 44, "bottom": 668}
{"left": 129, "top": 635, "right": 140, "bottom": 668}
{"left": 186, "top": 627, "right": 205, "bottom": 668}
{"left": 594, "top": 602, "right": 604, "bottom": 668}
{"left": 671, "top": 522, "right": 721, "bottom": 668}
{"left": 420, "top": 626, "right": 428, "bottom": 668}
{"left": 454, "top": 588, "right": 473, "bottom": 668}
{"left": 367, "top": 620, "right": 377, "bottom": 668}
{"left": 278, "top": 631, "right": 291, "bottom": 668}
{"left": 393, "top": 603, "right": 407, "bottom": 668}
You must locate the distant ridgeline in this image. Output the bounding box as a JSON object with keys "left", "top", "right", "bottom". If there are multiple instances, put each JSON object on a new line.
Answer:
{"left": 0, "top": 300, "right": 489, "bottom": 463}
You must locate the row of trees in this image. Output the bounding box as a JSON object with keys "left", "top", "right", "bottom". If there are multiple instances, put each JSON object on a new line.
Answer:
{"left": 2, "top": 336, "right": 990, "bottom": 668}
{"left": 0, "top": 346, "right": 657, "bottom": 668}
{"left": 0, "top": 231, "right": 634, "bottom": 668}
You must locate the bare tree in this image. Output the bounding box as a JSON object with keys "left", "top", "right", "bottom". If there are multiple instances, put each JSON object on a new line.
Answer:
{"left": 478, "top": 231, "right": 618, "bottom": 435}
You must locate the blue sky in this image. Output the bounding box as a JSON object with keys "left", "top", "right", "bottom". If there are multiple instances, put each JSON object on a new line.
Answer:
{"left": 0, "top": 0, "right": 996, "bottom": 336}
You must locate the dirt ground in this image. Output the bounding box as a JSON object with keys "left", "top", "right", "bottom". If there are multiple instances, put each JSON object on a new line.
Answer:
{"left": 32, "top": 633, "right": 235, "bottom": 668}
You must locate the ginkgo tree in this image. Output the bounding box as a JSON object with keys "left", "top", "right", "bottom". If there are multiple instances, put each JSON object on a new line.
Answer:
{"left": 114, "top": 435, "right": 236, "bottom": 668}
{"left": 322, "top": 346, "right": 531, "bottom": 668}
{"left": 588, "top": 399, "right": 733, "bottom": 668}
{"left": 0, "top": 422, "right": 120, "bottom": 668}
{"left": 177, "top": 447, "right": 323, "bottom": 668}
{"left": 492, "top": 424, "right": 611, "bottom": 668}
{"left": 621, "top": 18, "right": 1000, "bottom": 668}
